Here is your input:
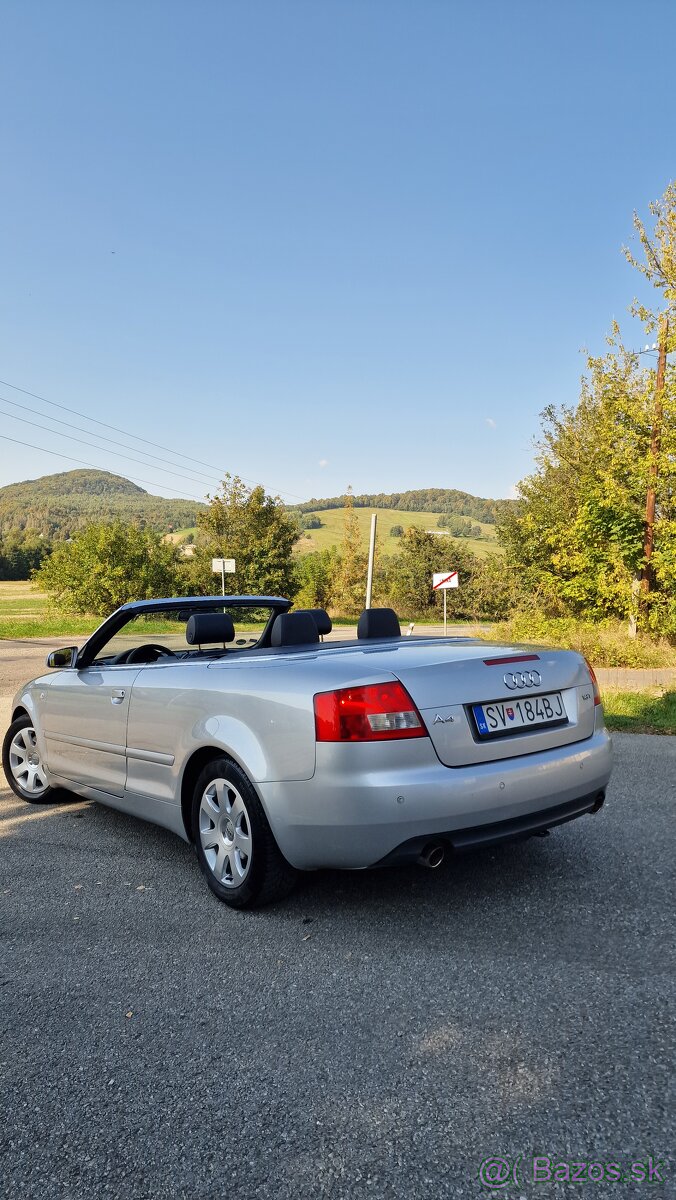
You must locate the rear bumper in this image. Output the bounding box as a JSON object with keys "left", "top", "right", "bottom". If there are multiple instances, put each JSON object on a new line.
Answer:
{"left": 377, "top": 788, "right": 606, "bottom": 865}
{"left": 257, "top": 724, "right": 613, "bottom": 870}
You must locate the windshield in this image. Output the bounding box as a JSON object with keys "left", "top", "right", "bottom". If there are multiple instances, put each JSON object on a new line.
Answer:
{"left": 91, "top": 604, "right": 277, "bottom": 665}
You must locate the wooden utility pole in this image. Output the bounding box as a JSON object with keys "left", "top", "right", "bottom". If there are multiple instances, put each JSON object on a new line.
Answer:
{"left": 640, "top": 314, "right": 669, "bottom": 601}
{"left": 365, "top": 513, "right": 377, "bottom": 609}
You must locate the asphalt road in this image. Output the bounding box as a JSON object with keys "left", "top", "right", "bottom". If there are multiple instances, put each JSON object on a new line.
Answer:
{"left": 1, "top": 734, "right": 674, "bottom": 1200}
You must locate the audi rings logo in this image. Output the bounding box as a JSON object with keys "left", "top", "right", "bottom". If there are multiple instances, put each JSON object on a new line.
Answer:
{"left": 503, "top": 669, "right": 542, "bottom": 690}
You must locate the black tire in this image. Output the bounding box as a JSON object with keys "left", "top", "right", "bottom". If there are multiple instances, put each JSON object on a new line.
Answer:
{"left": 2, "top": 714, "right": 65, "bottom": 804}
{"left": 191, "top": 756, "right": 297, "bottom": 909}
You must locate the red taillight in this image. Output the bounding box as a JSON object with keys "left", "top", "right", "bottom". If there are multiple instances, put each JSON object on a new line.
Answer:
{"left": 314, "top": 681, "right": 427, "bottom": 742}
{"left": 584, "top": 658, "right": 602, "bottom": 706}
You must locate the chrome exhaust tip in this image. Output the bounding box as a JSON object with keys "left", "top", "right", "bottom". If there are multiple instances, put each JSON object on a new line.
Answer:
{"left": 417, "top": 842, "right": 445, "bottom": 869}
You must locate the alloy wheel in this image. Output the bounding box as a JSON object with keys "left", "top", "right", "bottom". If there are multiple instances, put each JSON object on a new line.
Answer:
{"left": 198, "top": 778, "right": 253, "bottom": 887}
{"left": 8, "top": 725, "right": 49, "bottom": 797}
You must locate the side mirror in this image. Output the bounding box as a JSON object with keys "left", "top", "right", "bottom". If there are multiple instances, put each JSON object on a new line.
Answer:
{"left": 46, "top": 646, "right": 79, "bottom": 669}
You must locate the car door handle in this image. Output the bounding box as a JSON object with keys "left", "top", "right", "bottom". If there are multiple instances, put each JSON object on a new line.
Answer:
{"left": 111, "top": 689, "right": 126, "bottom": 704}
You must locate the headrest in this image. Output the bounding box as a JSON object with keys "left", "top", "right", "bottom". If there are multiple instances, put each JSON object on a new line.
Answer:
{"left": 186, "top": 613, "right": 236, "bottom": 646}
{"left": 270, "top": 612, "right": 320, "bottom": 647}
{"left": 357, "top": 608, "right": 401, "bottom": 640}
{"left": 293, "top": 608, "right": 332, "bottom": 636}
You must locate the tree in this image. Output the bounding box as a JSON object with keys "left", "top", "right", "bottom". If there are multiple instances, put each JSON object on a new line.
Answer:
{"left": 461, "top": 554, "right": 529, "bottom": 621}
{"left": 190, "top": 475, "right": 300, "bottom": 599}
{"left": 35, "top": 522, "right": 187, "bottom": 615}
{"left": 386, "top": 528, "right": 477, "bottom": 618}
{"left": 623, "top": 182, "right": 676, "bottom": 607}
{"left": 623, "top": 181, "right": 676, "bottom": 327}
{"left": 387, "top": 528, "right": 440, "bottom": 615}
{"left": 437, "top": 514, "right": 483, "bottom": 538}
{"left": 500, "top": 184, "right": 676, "bottom": 636}
{"left": 0, "top": 531, "right": 51, "bottom": 581}
{"left": 499, "top": 333, "right": 676, "bottom": 630}
{"left": 389, "top": 524, "right": 404, "bottom": 537}
{"left": 300, "top": 513, "right": 322, "bottom": 530}
{"left": 293, "top": 548, "right": 340, "bottom": 609}
{"left": 333, "top": 489, "right": 368, "bottom": 615}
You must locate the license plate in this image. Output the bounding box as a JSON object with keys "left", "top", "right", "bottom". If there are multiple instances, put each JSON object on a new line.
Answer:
{"left": 471, "top": 692, "right": 567, "bottom": 738}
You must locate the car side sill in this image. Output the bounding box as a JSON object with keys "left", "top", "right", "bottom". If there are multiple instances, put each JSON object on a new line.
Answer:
{"left": 47, "top": 774, "right": 189, "bottom": 841}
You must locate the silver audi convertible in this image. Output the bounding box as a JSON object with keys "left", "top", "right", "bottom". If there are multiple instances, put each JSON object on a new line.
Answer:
{"left": 3, "top": 595, "right": 612, "bottom": 908}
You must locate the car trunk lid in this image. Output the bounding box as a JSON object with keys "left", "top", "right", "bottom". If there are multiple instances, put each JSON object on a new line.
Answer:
{"left": 391, "top": 642, "right": 597, "bottom": 766}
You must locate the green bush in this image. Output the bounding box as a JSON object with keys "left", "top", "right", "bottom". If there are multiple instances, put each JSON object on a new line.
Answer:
{"left": 484, "top": 614, "right": 676, "bottom": 668}
{"left": 34, "top": 522, "right": 188, "bottom": 616}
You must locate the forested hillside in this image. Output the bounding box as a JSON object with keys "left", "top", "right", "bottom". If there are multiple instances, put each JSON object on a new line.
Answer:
{"left": 295, "top": 488, "right": 511, "bottom": 524}
{"left": 0, "top": 472, "right": 512, "bottom": 539}
{"left": 0, "top": 469, "right": 204, "bottom": 538}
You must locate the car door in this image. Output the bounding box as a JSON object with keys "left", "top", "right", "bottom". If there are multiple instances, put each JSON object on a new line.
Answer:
{"left": 40, "top": 664, "right": 142, "bottom": 797}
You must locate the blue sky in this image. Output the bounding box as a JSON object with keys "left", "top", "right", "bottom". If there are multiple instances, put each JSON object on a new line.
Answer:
{"left": 0, "top": 0, "right": 672, "bottom": 505}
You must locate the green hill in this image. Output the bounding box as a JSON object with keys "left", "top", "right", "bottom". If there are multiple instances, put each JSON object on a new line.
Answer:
{"left": 0, "top": 472, "right": 511, "bottom": 556}
{"left": 291, "top": 488, "right": 511, "bottom": 558}
{"left": 295, "top": 507, "right": 502, "bottom": 558}
{"left": 0, "top": 469, "right": 205, "bottom": 538}
{"left": 295, "top": 488, "right": 512, "bottom": 524}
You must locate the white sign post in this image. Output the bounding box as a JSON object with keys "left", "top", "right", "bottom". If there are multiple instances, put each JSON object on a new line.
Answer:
{"left": 432, "top": 570, "right": 459, "bottom": 636}
{"left": 212, "top": 557, "right": 236, "bottom": 597}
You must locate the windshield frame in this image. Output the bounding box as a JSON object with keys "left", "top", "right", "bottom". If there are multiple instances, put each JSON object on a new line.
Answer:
{"left": 75, "top": 595, "right": 291, "bottom": 668}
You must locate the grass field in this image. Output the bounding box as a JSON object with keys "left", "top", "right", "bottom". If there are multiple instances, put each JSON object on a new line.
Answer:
{"left": 164, "top": 512, "right": 501, "bottom": 558}
{"left": 602, "top": 689, "right": 676, "bottom": 735}
{"left": 295, "top": 508, "right": 501, "bottom": 558}
{"left": 0, "top": 583, "right": 272, "bottom": 639}
{"left": 0, "top": 581, "right": 100, "bottom": 639}
{"left": 165, "top": 527, "right": 197, "bottom": 544}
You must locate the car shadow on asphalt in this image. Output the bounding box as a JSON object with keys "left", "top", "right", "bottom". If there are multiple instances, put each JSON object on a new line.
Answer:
{"left": 2, "top": 787, "right": 602, "bottom": 930}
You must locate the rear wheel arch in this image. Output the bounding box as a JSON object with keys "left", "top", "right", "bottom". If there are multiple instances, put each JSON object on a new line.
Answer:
{"left": 191, "top": 753, "right": 297, "bottom": 908}
{"left": 181, "top": 746, "right": 240, "bottom": 841}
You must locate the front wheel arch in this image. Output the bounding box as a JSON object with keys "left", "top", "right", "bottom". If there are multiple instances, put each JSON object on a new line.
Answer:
{"left": 2, "top": 712, "right": 63, "bottom": 804}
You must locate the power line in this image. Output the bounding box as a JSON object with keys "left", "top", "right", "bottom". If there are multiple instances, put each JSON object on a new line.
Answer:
{"left": 0, "top": 433, "right": 206, "bottom": 502}
{"left": 0, "top": 376, "right": 232, "bottom": 473}
{"left": 0, "top": 375, "right": 308, "bottom": 502}
{"left": 0, "top": 393, "right": 219, "bottom": 486}
{"left": 0, "top": 400, "right": 218, "bottom": 491}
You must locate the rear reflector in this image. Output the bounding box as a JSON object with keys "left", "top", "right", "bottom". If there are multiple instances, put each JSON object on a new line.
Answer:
{"left": 314, "top": 681, "right": 427, "bottom": 742}
{"left": 584, "top": 658, "right": 602, "bottom": 705}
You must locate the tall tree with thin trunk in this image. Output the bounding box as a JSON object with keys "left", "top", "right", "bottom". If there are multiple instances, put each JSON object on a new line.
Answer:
{"left": 623, "top": 183, "right": 676, "bottom": 603}
{"left": 500, "top": 184, "right": 676, "bottom": 635}
{"left": 334, "top": 488, "right": 368, "bottom": 616}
